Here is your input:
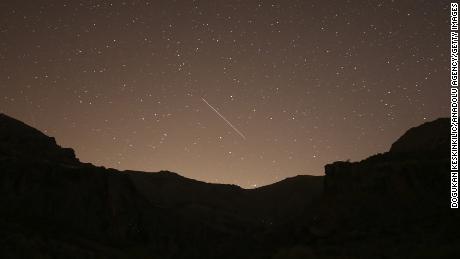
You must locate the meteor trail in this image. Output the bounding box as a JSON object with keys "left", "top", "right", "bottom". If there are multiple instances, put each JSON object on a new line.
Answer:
{"left": 201, "top": 97, "right": 246, "bottom": 140}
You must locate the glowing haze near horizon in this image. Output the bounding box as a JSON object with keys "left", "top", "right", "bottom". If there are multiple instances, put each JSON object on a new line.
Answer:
{"left": 0, "top": 0, "right": 449, "bottom": 187}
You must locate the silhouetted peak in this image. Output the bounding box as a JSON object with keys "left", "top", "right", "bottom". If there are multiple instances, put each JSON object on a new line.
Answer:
{"left": 0, "top": 113, "right": 79, "bottom": 165}
{"left": 324, "top": 118, "right": 449, "bottom": 197}
{"left": 0, "top": 113, "right": 48, "bottom": 140}
{"left": 390, "top": 118, "right": 449, "bottom": 153}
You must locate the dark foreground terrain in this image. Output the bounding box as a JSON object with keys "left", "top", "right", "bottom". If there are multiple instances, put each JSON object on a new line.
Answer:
{"left": 0, "top": 113, "right": 457, "bottom": 258}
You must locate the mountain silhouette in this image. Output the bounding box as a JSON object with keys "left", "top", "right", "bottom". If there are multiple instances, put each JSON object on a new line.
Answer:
{"left": 0, "top": 113, "right": 457, "bottom": 258}
{"left": 0, "top": 113, "right": 80, "bottom": 165}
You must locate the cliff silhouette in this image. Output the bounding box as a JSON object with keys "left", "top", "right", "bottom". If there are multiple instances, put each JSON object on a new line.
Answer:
{"left": 0, "top": 114, "right": 457, "bottom": 258}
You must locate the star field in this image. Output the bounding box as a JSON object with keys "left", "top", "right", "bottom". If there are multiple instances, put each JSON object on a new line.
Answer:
{"left": 0, "top": 0, "right": 449, "bottom": 187}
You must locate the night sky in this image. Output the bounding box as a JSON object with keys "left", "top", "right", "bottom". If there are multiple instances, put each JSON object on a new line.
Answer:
{"left": 0, "top": 0, "right": 450, "bottom": 187}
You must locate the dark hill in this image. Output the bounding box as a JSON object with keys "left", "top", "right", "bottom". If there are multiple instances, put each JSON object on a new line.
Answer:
{"left": 300, "top": 118, "right": 457, "bottom": 259}
{"left": 0, "top": 114, "right": 79, "bottom": 165}
{"left": 390, "top": 117, "right": 449, "bottom": 153}
{"left": 0, "top": 113, "right": 322, "bottom": 259}
{"left": 0, "top": 113, "right": 457, "bottom": 259}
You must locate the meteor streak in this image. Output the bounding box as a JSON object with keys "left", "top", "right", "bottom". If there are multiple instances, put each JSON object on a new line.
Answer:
{"left": 201, "top": 97, "right": 246, "bottom": 140}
